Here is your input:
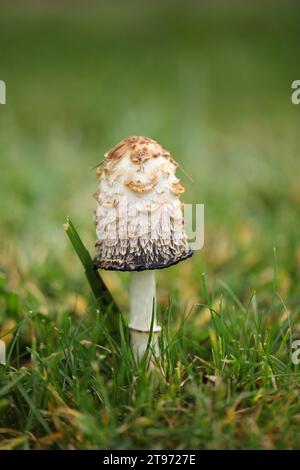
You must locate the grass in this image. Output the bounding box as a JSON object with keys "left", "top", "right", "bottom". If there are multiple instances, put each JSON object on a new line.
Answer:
{"left": 1, "top": 258, "right": 299, "bottom": 449}
{"left": 1, "top": 1, "right": 300, "bottom": 449}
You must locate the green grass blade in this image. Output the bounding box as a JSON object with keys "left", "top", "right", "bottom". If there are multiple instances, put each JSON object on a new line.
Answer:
{"left": 63, "top": 217, "right": 120, "bottom": 316}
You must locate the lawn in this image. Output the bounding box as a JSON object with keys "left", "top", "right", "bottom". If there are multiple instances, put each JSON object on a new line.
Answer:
{"left": 0, "top": 1, "right": 300, "bottom": 449}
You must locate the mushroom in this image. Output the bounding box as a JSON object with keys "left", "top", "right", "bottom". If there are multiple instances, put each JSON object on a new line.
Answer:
{"left": 94, "top": 136, "right": 193, "bottom": 360}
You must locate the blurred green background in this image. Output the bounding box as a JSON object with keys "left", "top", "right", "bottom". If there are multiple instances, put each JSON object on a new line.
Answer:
{"left": 0, "top": 0, "right": 299, "bottom": 312}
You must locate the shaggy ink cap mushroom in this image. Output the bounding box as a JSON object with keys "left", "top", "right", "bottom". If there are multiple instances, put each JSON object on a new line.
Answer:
{"left": 94, "top": 136, "right": 193, "bottom": 271}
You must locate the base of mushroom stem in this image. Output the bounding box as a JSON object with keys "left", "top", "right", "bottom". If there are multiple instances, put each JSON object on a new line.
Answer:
{"left": 129, "top": 327, "right": 161, "bottom": 360}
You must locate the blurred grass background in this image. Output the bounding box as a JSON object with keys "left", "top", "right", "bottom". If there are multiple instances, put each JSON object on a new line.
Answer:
{"left": 1, "top": 0, "right": 299, "bottom": 307}
{"left": 0, "top": 0, "right": 300, "bottom": 449}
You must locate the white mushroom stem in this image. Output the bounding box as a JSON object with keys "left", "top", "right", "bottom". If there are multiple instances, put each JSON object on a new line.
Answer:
{"left": 129, "top": 270, "right": 161, "bottom": 360}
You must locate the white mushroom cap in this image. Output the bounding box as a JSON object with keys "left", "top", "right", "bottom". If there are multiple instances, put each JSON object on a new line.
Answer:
{"left": 94, "top": 136, "right": 193, "bottom": 271}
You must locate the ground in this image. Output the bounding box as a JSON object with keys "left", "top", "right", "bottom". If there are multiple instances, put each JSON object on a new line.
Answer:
{"left": 0, "top": 1, "right": 300, "bottom": 450}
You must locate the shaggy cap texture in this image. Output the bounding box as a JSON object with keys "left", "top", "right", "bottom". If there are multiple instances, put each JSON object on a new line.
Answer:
{"left": 94, "top": 136, "right": 193, "bottom": 271}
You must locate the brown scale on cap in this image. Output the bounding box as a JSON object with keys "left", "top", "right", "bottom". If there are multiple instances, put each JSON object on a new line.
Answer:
{"left": 105, "top": 136, "right": 176, "bottom": 166}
